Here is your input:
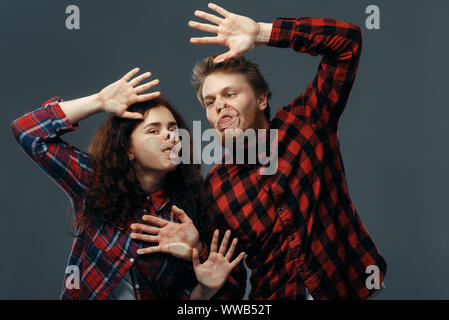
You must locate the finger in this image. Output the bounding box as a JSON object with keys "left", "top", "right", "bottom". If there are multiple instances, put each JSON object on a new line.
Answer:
{"left": 142, "top": 214, "right": 169, "bottom": 227}
{"left": 134, "top": 79, "right": 160, "bottom": 94}
{"left": 192, "top": 248, "right": 200, "bottom": 268}
{"left": 208, "top": 3, "right": 231, "bottom": 18}
{"left": 122, "top": 68, "right": 140, "bottom": 82}
{"left": 120, "top": 111, "right": 144, "bottom": 120}
{"left": 129, "top": 72, "right": 152, "bottom": 87}
{"left": 137, "top": 245, "right": 161, "bottom": 255}
{"left": 210, "top": 229, "right": 219, "bottom": 252}
{"left": 214, "top": 51, "right": 235, "bottom": 64}
{"left": 130, "top": 233, "right": 159, "bottom": 243}
{"left": 190, "top": 37, "right": 221, "bottom": 45}
{"left": 136, "top": 91, "right": 162, "bottom": 103}
{"left": 188, "top": 21, "right": 219, "bottom": 34}
{"left": 219, "top": 230, "right": 231, "bottom": 256}
{"left": 230, "top": 252, "right": 246, "bottom": 269}
{"left": 224, "top": 237, "right": 238, "bottom": 260}
{"left": 172, "top": 205, "right": 192, "bottom": 223}
{"left": 194, "top": 10, "right": 223, "bottom": 25}
{"left": 130, "top": 223, "right": 160, "bottom": 235}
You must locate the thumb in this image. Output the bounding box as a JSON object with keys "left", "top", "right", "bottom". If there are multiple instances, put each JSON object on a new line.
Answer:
{"left": 213, "top": 51, "right": 235, "bottom": 64}
{"left": 192, "top": 248, "right": 200, "bottom": 269}
{"left": 172, "top": 205, "right": 190, "bottom": 223}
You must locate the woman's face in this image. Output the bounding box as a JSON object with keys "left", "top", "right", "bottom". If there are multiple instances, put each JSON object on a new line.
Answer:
{"left": 128, "top": 106, "right": 179, "bottom": 173}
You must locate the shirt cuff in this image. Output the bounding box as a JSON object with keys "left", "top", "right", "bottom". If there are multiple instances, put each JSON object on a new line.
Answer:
{"left": 43, "top": 97, "right": 79, "bottom": 134}
{"left": 268, "top": 17, "right": 306, "bottom": 48}
{"left": 198, "top": 241, "right": 209, "bottom": 263}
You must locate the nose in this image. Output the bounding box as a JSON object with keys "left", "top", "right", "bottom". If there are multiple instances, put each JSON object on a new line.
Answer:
{"left": 215, "top": 98, "right": 226, "bottom": 114}
{"left": 162, "top": 128, "right": 172, "bottom": 140}
{"left": 163, "top": 128, "right": 178, "bottom": 143}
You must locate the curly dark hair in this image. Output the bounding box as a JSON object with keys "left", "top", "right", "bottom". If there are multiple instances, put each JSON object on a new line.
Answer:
{"left": 76, "top": 97, "right": 211, "bottom": 241}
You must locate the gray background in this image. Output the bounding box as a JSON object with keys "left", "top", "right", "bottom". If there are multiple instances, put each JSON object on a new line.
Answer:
{"left": 1, "top": 0, "right": 448, "bottom": 299}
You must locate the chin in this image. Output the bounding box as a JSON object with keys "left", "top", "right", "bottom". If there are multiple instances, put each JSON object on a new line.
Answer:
{"left": 166, "top": 162, "right": 178, "bottom": 172}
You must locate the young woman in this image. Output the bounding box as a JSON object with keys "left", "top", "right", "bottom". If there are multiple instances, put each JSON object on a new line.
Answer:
{"left": 11, "top": 68, "right": 245, "bottom": 300}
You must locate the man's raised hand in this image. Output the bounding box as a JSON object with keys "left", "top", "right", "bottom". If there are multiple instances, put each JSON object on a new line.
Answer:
{"left": 189, "top": 3, "right": 260, "bottom": 63}
{"left": 98, "top": 68, "right": 161, "bottom": 119}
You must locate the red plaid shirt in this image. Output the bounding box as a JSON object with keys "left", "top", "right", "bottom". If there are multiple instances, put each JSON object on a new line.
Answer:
{"left": 11, "top": 99, "right": 226, "bottom": 300}
{"left": 204, "top": 17, "right": 387, "bottom": 299}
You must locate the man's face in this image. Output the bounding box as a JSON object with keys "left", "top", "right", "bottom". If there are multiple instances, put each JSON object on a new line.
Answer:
{"left": 201, "top": 71, "right": 267, "bottom": 143}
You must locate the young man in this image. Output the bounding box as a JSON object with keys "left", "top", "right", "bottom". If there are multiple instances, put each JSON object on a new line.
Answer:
{"left": 188, "top": 3, "right": 387, "bottom": 299}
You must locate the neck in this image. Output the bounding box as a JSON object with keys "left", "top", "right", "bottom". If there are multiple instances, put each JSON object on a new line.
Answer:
{"left": 134, "top": 164, "right": 167, "bottom": 193}
{"left": 256, "top": 110, "right": 270, "bottom": 131}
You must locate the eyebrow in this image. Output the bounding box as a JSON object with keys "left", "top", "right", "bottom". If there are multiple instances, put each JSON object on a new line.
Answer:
{"left": 203, "top": 86, "right": 236, "bottom": 100}
{"left": 143, "top": 121, "right": 178, "bottom": 130}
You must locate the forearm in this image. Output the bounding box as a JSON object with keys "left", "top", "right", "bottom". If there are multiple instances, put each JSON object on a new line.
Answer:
{"left": 267, "top": 17, "right": 362, "bottom": 59}
{"left": 59, "top": 93, "right": 104, "bottom": 124}
{"left": 11, "top": 97, "right": 91, "bottom": 197}
{"left": 190, "top": 283, "right": 218, "bottom": 300}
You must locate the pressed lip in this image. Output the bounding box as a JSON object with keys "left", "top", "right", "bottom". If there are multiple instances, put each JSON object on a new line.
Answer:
{"left": 217, "top": 109, "right": 239, "bottom": 129}
{"left": 161, "top": 144, "right": 175, "bottom": 153}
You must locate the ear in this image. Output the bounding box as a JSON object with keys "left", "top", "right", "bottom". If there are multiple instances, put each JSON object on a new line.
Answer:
{"left": 257, "top": 93, "right": 268, "bottom": 111}
{"left": 128, "top": 147, "right": 135, "bottom": 161}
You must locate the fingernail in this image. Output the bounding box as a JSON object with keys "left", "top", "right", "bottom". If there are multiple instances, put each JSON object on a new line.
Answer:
{"left": 137, "top": 250, "right": 142, "bottom": 254}
{"left": 131, "top": 224, "right": 136, "bottom": 229}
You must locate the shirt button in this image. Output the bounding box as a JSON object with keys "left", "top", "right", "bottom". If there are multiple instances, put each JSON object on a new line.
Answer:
{"left": 146, "top": 196, "right": 150, "bottom": 200}
{"left": 277, "top": 206, "right": 284, "bottom": 212}
{"left": 290, "top": 235, "right": 295, "bottom": 240}
{"left": 135, "top": 284, "right": 140, "bottom": 289}
{"left": 129, "top": 258, "right": 135, "bottom": 263}
{"left": 142, "top": 209, "right": 147, "bottom": 213}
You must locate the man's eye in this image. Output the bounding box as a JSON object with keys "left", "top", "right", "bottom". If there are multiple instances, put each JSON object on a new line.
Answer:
{"left": 169, "top": 127, "right": 178, "bottom": 131}
{"left": 206, "top": 100, "right": 214, "bottom": 107}
{"left": 228, "top": 93, "right": 236, "bottom": 97}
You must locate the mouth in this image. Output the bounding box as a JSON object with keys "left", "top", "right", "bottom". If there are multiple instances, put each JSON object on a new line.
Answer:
{"left": 161, "top": 145, "right": 174, "bottom": 154}
{"left": 217, "top": 111, "right": 239, "bottom": 130}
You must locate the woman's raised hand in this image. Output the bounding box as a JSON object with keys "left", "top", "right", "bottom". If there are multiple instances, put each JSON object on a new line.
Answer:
{"left": 189, "top": 3, "right": 260, "bottom": 64}
{"left": 192, "top": 229, "right": 245, "bottom": 291}
{"left": 98, "top": 68, "right": 161, "bottom": 119}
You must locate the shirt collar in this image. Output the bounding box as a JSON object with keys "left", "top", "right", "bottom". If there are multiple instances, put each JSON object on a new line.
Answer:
{"left": 145, "top": 188, "right": 169, "bottom": 212}
{"left": 222, "top": 125, "right": 276, "bottom": 169}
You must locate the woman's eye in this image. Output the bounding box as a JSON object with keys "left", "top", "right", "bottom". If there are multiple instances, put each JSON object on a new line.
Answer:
{"left": 228, "top": 93, "right": 236, "bottom": 97}
{"left": 148, "top": 130, "right": 158, "bottom": 134}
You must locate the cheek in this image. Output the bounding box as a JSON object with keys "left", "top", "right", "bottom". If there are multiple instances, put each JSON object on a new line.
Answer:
{"left": 206, "top": 111, "right": 215, "bottom": 127}
{"left": 236, "top": 95, "right": 255, "bottom": 114}
{"left": 133, "top": 137, "right": 160, "bottom": 160}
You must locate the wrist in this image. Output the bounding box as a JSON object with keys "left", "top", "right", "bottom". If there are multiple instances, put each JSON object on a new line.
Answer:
{"left": 94, "top": 92, "right": 107, "bottom": 113}
{"left": 198, "top": 283, "right": 218, "bottom": 300}
{"left": 255, "top": 22, "right": 273, "bottom": 46}
{"left": 190, "top": 283, "right": 218, "bottom": 300}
